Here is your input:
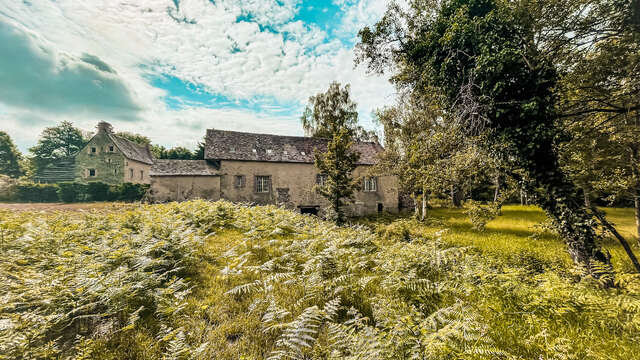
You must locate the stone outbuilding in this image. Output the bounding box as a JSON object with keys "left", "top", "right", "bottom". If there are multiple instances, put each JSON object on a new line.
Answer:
{"left": 150, "top": 129, "right": 399, "bottom": 216}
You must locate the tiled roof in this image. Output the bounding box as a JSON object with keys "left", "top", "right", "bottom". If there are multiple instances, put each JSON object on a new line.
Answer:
{"left": 108, "top": 133, "right": 154, "bottom": 165}
{"left": 150, "top": 160, "right": 220, "bottom": 176}
{"left": 204, "top": 129, "right": 383, "bottom": 165}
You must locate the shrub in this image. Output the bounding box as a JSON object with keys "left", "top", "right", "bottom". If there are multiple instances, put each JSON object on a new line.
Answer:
{"left": 111, "top": 183, "right": 150, "bottom": 202}
{"left": 57, "top": 182, "right": 86, "bottom": 203}
{"left": 87, "top": 181, "right": 110, "bottom": 201}
{"left": 464, "top": 200, "right": 500, "bottom": 231}
{"left": 13, "top": 182, "right": 59, "bottom": 202}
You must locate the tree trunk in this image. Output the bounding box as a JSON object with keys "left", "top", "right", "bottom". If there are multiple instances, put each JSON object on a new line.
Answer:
{"left": 414, "top": 194, "right": 420, "bottom": 218}
{"left": 493, "top": 174, "right": 500, "bottom": 203}
{"left": 512, "top": 131, "right": 613, "bottom": 284}
{"left": 451, "top": 185, "right": 463, "bottom": 208}
{"left": 635, "top": 193, "right": 640, "bottom": 247}
{"left": 583, "top": 187, "right": 591, "bottom": 208}
{"left": 421, "top": 191, "right": 427, "bottom": 221}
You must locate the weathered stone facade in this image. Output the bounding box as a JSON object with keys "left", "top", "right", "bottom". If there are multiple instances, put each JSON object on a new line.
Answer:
{"left": 74, "top": 122, "right": 153, "bottom": 185}
{"left": 149, "top": 129, "right": 399, "bottom": 216}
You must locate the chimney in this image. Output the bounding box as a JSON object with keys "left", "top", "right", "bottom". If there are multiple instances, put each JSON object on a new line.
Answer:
{"left": 96, "top": 121, "right": 113, "bottom": 134}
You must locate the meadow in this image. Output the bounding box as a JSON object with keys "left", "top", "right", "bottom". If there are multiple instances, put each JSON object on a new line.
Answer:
{"left": 1, "top": 201, "right": 639, "bottom": 359}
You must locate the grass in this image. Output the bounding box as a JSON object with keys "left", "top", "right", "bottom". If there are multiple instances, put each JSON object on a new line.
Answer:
{"left": 364, "top": 204, "right": 640, "bottom": 273}
{"left": 2, "top": 201, "right": 640, "bottom": 359}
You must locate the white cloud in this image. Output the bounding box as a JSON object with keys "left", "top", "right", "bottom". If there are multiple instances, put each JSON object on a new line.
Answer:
{"left": 0, "top": 0, "right": 395, "bottom": 150}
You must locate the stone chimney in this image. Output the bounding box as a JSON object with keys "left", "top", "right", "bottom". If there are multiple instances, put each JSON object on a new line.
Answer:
{"left": 96, "top": 121, "right": 113, "bottom": 134}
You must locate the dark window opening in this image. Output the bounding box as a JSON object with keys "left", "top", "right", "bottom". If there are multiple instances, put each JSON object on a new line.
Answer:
{"left": 89, "top": 169, "right": 96, "bottom": 177}
{"left": 234, "top": 175, "right": 246, "bottom": 188}
{"left": 91, "top": 147, "right": 96, "bottom": 153}
{"left": 300, "top": 207, "right": 319, "bottom": 216}
{"left": 377, "top": 203, "right": 384, "bottom": 213}
{"left": 109, "top": 145, "right": 114, "bottom": 152}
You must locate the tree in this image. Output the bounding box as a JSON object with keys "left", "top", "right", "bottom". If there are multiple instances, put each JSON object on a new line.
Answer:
{"left": 356, "top": 0, "right": 613, "bottom": 279}
{"left": 116, "top": 132, "right": 151, "bottom": 146}
{"left": 302, "top": 82, "right": 376, "bottom": 141}
{"left": 29, "top": 121, "right": 87, "bottom": 172}
{"left": 165, "top": 147, "right": 195, "bottom": 160}
{"left": 304, "top": 82, "right": 362, "bottom": 225}
{"left": 194, "top": 138, "right": 205, "bottom": 160}
{"left": 0, "top": 131, "right": 24, "bottom": 178}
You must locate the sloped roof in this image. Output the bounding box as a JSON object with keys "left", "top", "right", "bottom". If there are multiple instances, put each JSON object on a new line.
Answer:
{"left": 108, "top": 133, "right": 154, "bottom": 165}
{"left": 150, "top": 160, "right": 220, "bottom": 176}
{"left": 204, "top": 129, "right": 383, "bottom": 165}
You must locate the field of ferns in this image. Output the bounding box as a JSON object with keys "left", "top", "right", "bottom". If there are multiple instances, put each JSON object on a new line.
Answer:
{"left": 1, "top": 200, "right": 640, "bottom": 359}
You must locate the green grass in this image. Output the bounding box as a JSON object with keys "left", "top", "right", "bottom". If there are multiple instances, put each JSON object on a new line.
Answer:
{"left": 2, "top": 201, "right": 640, "bottom": 359}
{"left": 366, "top": 204, "right": 640, "bottom": 273}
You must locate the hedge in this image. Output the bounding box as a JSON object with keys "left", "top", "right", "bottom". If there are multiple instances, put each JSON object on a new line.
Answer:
{"left": 2, "top": 182, "right": 149, "bottom": 203}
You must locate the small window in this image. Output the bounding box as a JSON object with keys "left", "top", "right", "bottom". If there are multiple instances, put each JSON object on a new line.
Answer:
{"left": 363, "top": 177, "right": 378, "bottom": 192}
{"left": 109, "top": 145, "right": 115, "bottom": 152}
{"left": 140, "top": 170, "right": 144, "bottom": 180}
{"left": 255, "top": 176, "right": 271, "bottom": 193}
{"left": 88, "top": 169, "right": 96, "bottom": 177}
{"left": 129, "top": 168, "right": 134, "bottom": 179}
{"left": 114, "top": 169, "right": 117, "bottom": 175}
{"left": 316, "top": 174, "right": 328, "bottom": 186}
{"left": 90, "top": 147, "right": 97, "bottom": 154}
{"left": 266, "top": 149, "right": 273, "bottom": 155}
{"left": 229, "top": 146, "right": 236, "bottom": 153}
{"left": 234, "top": 175, "right": 246, "bottom": 188}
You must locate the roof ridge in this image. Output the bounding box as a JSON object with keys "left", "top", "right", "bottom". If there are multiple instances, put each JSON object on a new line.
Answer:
{"left": 206, "top": 128, "right": 379, "bottom": 145}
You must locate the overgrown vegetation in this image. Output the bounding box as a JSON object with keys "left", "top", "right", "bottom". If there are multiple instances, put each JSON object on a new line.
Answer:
{"left": 2, "top": 201, "right": 639, "bottom": 359}
{"left": 0, "top": 181, "right": 149, "bottom": 203}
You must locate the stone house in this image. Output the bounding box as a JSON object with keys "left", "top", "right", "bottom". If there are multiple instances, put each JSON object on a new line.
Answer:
{"left": 149, "top": 129, "right": 399, "bottom": 216}
{"left": 74, "top": 122, "right": 154, "bottom": 185}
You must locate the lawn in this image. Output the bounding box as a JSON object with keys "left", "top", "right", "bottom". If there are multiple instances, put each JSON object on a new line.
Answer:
{"left": 2, "top": 201, "right": 639, "bottom": 359}
{"left": 395, "top": 205, "right": 640, "bottom": 273}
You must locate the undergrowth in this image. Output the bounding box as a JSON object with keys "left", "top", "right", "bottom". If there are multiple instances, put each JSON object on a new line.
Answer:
{"left": 1, "top": 200, "right": 640, "bottom": 359}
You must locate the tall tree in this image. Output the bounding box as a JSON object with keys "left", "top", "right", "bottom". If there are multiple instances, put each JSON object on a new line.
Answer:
{"left": 116, "top": 131, "right": 151, "bottom": 146}
{"left": 29, "top": 121, "right": 87, "bottom": 171}
{"left": 0, "top": 131, "right": 24, "bottom": 178}
{"left": 356, "top": 0, "right": 613, "bottom": 279}
{"left": 304, "top": 82, "right": 362, "bottom": 225}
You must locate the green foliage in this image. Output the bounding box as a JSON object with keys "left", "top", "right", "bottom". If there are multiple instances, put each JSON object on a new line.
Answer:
{"left": 303, "top": 82, "right": 362, "bottom": 225}
{"left": 12, "top": 182, "right": 59, "bottom": 202}
{"left": 115, "top": 131, "right": 151, "bottom": 146}
{"left": 87, "top": 182, "right": 110, "bottom": 201}
{"left": 464, "top": 200, "right": 500, "bottom": 231}
{"left": 112, "top": 183, "right": 150, "bottom": 202}
{"left": 57, "top": 182, "right": 87, "bottom": 203}
{"left": 0, "top": 131, "right": 24, "bottom": 178}
{"left": 29, "top": 121, "right": 88, "bottom": 172}
{"left": 2, "top": 202, "right": 640, "bottom": 359}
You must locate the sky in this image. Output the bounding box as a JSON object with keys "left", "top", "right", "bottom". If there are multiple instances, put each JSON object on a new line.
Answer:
{"left": 0, "top": 0, "right": 395, "bottom": 152}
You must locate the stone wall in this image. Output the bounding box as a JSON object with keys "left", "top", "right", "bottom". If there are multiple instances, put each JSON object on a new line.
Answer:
{"left": 74, "top": 132, "right": 126, "bottom": 184}
{"left": 218, "top": 160, "right": 398, "bottom": 216}
{"left": 124, "top": 158, "right": 152, "bottom": 185}
{"left": 150, "top": 176, "right": 221, "bottom": 202}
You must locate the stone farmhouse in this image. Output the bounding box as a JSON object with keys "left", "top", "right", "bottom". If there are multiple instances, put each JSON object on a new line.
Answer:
{"left": 66, "top": 122, "right": 399, "bottom": 216}
{"left": 150, "top": 129, "right": 399, "bottom": 216}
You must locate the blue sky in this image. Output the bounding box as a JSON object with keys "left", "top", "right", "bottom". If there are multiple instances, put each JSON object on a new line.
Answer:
{"left": 0, "top": 0, "right": 394, "bottom": 151}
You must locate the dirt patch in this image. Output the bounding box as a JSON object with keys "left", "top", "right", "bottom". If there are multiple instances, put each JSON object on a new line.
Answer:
{"left": 0, "top": 202, "right": 123, "bottom": 212}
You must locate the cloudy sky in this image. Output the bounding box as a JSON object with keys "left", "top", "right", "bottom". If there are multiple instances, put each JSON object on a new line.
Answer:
{"left": 0, "top": 0, "right": 395, "bottom": 152}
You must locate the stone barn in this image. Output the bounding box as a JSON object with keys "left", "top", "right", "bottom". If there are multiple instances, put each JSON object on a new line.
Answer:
{"left": 150, "top": 129, "right": 399, "bottom": 216}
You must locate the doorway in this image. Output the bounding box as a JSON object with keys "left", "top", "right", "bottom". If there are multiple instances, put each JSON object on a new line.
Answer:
{"left": 300, "top": 207, "right": 319, "bottom": 216}
{"left": 377, "top": 203, "right": 384, "bottom": 214}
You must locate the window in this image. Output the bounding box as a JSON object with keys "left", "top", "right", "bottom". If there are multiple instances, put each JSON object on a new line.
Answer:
{"left": 114, "top": 169, "right": 117, "bottom": 175}
{"left": 88, "top": 169, "right": 96, "bottom": 177}
{"left": 129, "top": 168, "right": 134, "bottom": 179}
{"left": 109, "top": 145, "right": 114, "bottom": 152}
{"left": 255, "top": 176, "right": 271, "bottom": 193}
{"left": 90, "top": 147, "right": 97, "bottom": 154}
{"left": 363, "top": 177, "right": 378, "bottom": 192}
{"left": 229, "top": 146, "right": 236, "bottom": 153}
{"left": 140, "top": 170, "right": 144, "bottom": 180}
{"left": 316, "top": 174, "right": 328, "bottom": 186}
{"left": 234, "top": 175, "right": 246, "bottom": 188}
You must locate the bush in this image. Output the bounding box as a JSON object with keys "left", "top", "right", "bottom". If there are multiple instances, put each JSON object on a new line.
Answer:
{"left": 13, "top": 182, "right": 59, "bottom": 202}
{"left": 464, "top": 200, "right": 500, "bottom": 231}
{"left": 87, "top": 182, "right": 110, "bottom": 201}
{"left": 57, "top": 182, "right": 88, "bottom": 203}
{"left": 112, "top": 183, "right": 150, "bottom": 202}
